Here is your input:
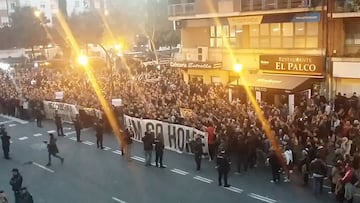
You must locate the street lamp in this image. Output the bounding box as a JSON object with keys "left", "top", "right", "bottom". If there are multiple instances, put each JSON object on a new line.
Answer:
{"left": 234, "top": 63, "right": 243, "bottom": 73}
{"left": 34, "top": 10, "right": 41, "bottom": 18}
{"left": 233, "top": 63, "right": 243, "bottom": 86}
{"left": 77, "top": 55, "right": 89, "bottom": 67}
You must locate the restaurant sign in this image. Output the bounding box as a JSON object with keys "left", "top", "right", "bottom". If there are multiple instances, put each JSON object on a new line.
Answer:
{"left": 170, "top": 61, "right": 222, "bottom": 69}
{"left": 259, "top": 55, "right": 324, "bottom": 77}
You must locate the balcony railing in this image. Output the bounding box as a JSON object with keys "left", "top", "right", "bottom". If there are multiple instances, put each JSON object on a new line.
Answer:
{"left": 168, "top": 3, "right": 195, "bottom": 17}
{"left": 334, "top": 0, "right": 360, "bottom": 12}
{"left": 240, "top": 0, "right": 319, "bottom": 12}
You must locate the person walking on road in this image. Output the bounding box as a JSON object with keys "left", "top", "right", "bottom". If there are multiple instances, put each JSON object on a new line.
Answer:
{"left": 142, "top": 129, "right": 154, "bottom": 166}
{"left": 216, "top": 150, "right": 231, "bottom": 187}
{"left": 54, "top": 111, "right": 64, "bottom": 136}
{"left": 9, "top": 168, "right": 22, "bottom": 203}
{"left": 155, "top": 134, "right": 165, "bottom": 168}
{"left": 0, "top": 125, "right": 11, "bottom": 159}
{"left": 310, "top": 155, "right": 327, "bottom": 195}
{"left": 73, "top": 114, "right": 82, "bottom": 142}
{"left": 46, "top": 133, "right": 64, "bottom": 166}
{"left": 0, "top": 190, "right": 8, "bottom": 203}
{"left": 95, "top": 119, "right": 104, "bottom": 149}
{"left": 192, "top": 135, "right": 203, "bottom": 171}
{"left": 18, "top": 187, "right": 33, "bottom": 203}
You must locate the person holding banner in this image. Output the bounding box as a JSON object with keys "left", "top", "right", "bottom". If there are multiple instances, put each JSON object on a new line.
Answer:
{"left": 155, "top": 134, "right": 165, "bottom": 168}
{"left": 54, "top": 111, "right": 64, "bottom": 137}
{"left": 142, "top": 129, "right": 155, "bottom": 166}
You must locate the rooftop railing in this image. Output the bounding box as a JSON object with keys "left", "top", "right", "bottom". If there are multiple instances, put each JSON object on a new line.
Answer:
{"left": 240, "top": 0, "right": 319, "bottom": 12}
{"left": 334, "top": 0, "right": 360, "bottom": 12}
{"left": 168, "top": 3, "right": 195, "bottom": 17}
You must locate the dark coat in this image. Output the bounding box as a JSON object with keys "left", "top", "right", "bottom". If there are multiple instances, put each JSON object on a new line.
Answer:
{"left": 9, "top": 174, "right": 22, "bottom": 192}
{"left": 217, "top": 153, "right": 231, "bottom": 171}
{"left": 155, "top": 137, "right": 165, "bottom": 152}
{"left": 1, "top": 131, "right": 10, "bottom": 148}
{"left": 18, "top": 192, "right": 33, "bottom": 203}
{"left": 48, "top": 137, "right": 59, "bottom": 154}
{"left": 142, "top": 131, "right": 154, "bottom": 151}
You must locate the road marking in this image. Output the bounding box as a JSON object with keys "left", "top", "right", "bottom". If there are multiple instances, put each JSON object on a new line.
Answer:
{"left": 0, "top": 120, "right": 13, "bottom": 125}
{"left": 225, "top": 186, "right": 244, "bottom": 194}
{"left": 47, "top": 130, "right": 56, "bottom": 133}
{"left": 10, "top": 140, "right": 13, "bottom": 143}
{"left": 248, "top": 193, "right": 276, "bottom": 203}
{"left": 69, "top": 137, "right": 77, "bottom": 141}
{"left": 83, "top": 141, "right": 94, "bottom": 146}
{"left": 0, "top": 114, "right": 28, "bottom": 124}
{"left": 65, "top": 127, "right": 72, "bottom": 130}
{"left": 18, "top": 136, "right": 28, "bottom": 141}
{"left": 65, "top": 131, "right": 76, "bottom": 136}
{"left": 103, "top": 146, "right": 111, "bottom": 151}
{"left": 112, "top": 197, "right": 126, "bottom": 203}
{"left": 8, "top": 124, "right": 16, "bottom": 127}
{"left": 112, "top": 150, "right": 122, "bottom": 155}
{"left": 131, "top": 156, "right": 145, "bottom": 162}
{"left": 33, "top": 133, "right": 43, "bottom": 137}
{"left": 355, "top": 194, "right": 360, "bottom": 197}
{"left": 170, "top": 168, "right": 189, "bottom": 176}
{"left": 193, "top": 176, "right": 213, "bottom": 184}
{"left": 32, "top": 162, "right": 55, "bottom": 173}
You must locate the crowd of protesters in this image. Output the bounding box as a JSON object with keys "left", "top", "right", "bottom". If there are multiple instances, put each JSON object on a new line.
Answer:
{"left": 0, "top": 60, "right": 360, "bottom": 201}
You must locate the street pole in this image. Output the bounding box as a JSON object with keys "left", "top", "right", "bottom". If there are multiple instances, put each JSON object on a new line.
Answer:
{"left": 97, "top": 44, "right": 113, "bottom": 103}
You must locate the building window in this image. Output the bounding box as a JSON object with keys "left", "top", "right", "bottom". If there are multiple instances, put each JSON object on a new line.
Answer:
{"left": 211, "top": 76, "right": 222, "bottom": 84}
{"left": 210, "top": 25, "right": 236, "bottom": 48}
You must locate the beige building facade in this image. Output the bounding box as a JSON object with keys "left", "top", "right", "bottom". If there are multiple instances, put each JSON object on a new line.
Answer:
{"left": 168, "top": 0, "right": 327, "bottom": 107}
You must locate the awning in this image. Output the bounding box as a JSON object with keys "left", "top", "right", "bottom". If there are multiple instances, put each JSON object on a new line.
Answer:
{"left": 229, "top": 74, "right": 309, "bottom": 91}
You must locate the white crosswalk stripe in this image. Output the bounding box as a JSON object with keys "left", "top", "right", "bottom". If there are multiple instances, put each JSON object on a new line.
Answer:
{"left": 112, "top": 150, "right": 122, "bottom": 155}
{"left": 69, "top": 137, "right": 77, "bottom": 141}
{"left": 131, "top": 156, "right": 145, "bottom": 162}
{"left": 170, "top": 168, "right": 189, "bottom": 175}
{"left": 82, "top": 141, "right": 94, "bottom": 146}
{"left": 248, "top": 193, "right": 276, "bottom": 203}
{"left": 103, "top": 146, "right": 111, "bottom": 151}
{"left": 18, "top": 136, "right": 28, "bottom": 141}
{"left": 225, "top": 186, "right": 244, "bottom": 194}
{"left": 193, "top": 176, "right": 213, "bottom": 184}
{"left": 33, "top": 133, "right": 43, "bottom": 137}
{"left": 8, "top": 124, "right": 16, "bottom": 127}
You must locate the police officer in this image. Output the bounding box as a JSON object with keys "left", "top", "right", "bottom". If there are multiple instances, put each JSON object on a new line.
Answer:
{"left": 73, "top": 114, "right": 82, "bottom": 142}
{"left": 0, "top": 125, "right": 11, "bottom": 159}
{"left": 54, "top": 110, "right": 64, "bottom": 136}
{"left": 95, "top": 119, "right": 104, "bottom": 149}
{"left": 192, "top": 135, "right": 203, "bottom": 171}
{"left": 9, "top": 168, "right": 22, "bottom": 203}
{"left": 155, "top": 134, "right": 165, "bottom": 168}
{"left": 216, "top": 150, "right": 231, "bottom": 187}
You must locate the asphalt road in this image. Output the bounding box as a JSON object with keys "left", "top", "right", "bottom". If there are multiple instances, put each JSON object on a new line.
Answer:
{"left": 0, "top": 115, "right": 341, "bottom": 203}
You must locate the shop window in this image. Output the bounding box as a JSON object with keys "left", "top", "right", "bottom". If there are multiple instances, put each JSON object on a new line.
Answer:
{"left": 250, "top": 37, "right": 259, "bottom": 48}
{"left": 210, "top": 38, "right": 216, "bottom": 47}
{"left": 260, "top": 24, "right": 270, "bottom": 36}
{"left": 223, "top": 25, "right": 229, "bottom": 37}
{"left": 306, "top": 22, "right": 318, "bottom": 36}
{"left": 294, "top": 37, "right": 306, "bottom": 48}
{"left": 216, "top": 26, "right": 223, "bottom": 37}
{"left": 282, "top": 37, "right": 294, "bottom": 48}
{"left": 249, "top": 24, "right": 259, "bottom": 36}
{"left": 210, "top": 25, "right": 237, "bottom": 48}
{"left": 270, "top": 23, "right": 281, "bottom": 36}
{"left": 216, "top": 38, "right": 223, "bottom": 48}
{"left": 210, "top": 26, "right": 216, "bottom": 37}
{"left": 306, "top": 36, "right": 318, "bottom": 48}
{"left": 282, "top": 23, "right": 294, "bottom": 37}
{"left": 295, "top": 22, "right": 305, "bottom": 36}
{"left": 271, "top": 37, "right": 281, "bottom": 48}
{"left": 260, "top": 37, "right": 270, "bottom": 48}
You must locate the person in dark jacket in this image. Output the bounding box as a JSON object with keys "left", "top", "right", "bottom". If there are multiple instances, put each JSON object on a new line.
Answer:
{"left": 268, "top": 148, "right": 282, "bottom": 183}
{"left": 1, "top": 125, "right": 11, "bottom": 159}
{"left": 95, "top": 120, "right": 104, "bottom": 149}
{"left": 310, "top": 155, "right": 327, "bottom": 195}
{"left": 192, "top": 135, "right": 203, "bottom": 171}
{"left": 54, "top": 111, "right": 64, "bottom": 136}
{"left": 217, "top": 150, "right": 231, "bottom": 187}
{"left": 46, "top": 133, "right": 64, "bottom": 166}
{"left": 9, "top": 168, "right": 22, "bottom": 203}
{"left": 121, "top": 127, "right": 133, "bottom": 161}
{"left": 142, "top": 129, "right": 154, "bottom": 166}
{"left": 73, "top": 114, "right": 82, "bottom": 142}
{"left": 236, "top": 134, "right": 249, "bottom": 174}
{"left": 18, "top": 187, "right": 33, "bottom": 203}
{"left": 155, "top": 134, "right": 165, "bottom": 168}
{"left": 35, "top": 106, "right": 43, "bottom": 128}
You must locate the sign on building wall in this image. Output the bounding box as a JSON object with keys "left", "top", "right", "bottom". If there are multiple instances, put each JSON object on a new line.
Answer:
{"left": 259, "top": 55, "right": 324, "bottom": 77}
{"left": 170, "top": 61, "right": 222, "bottom": 69}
